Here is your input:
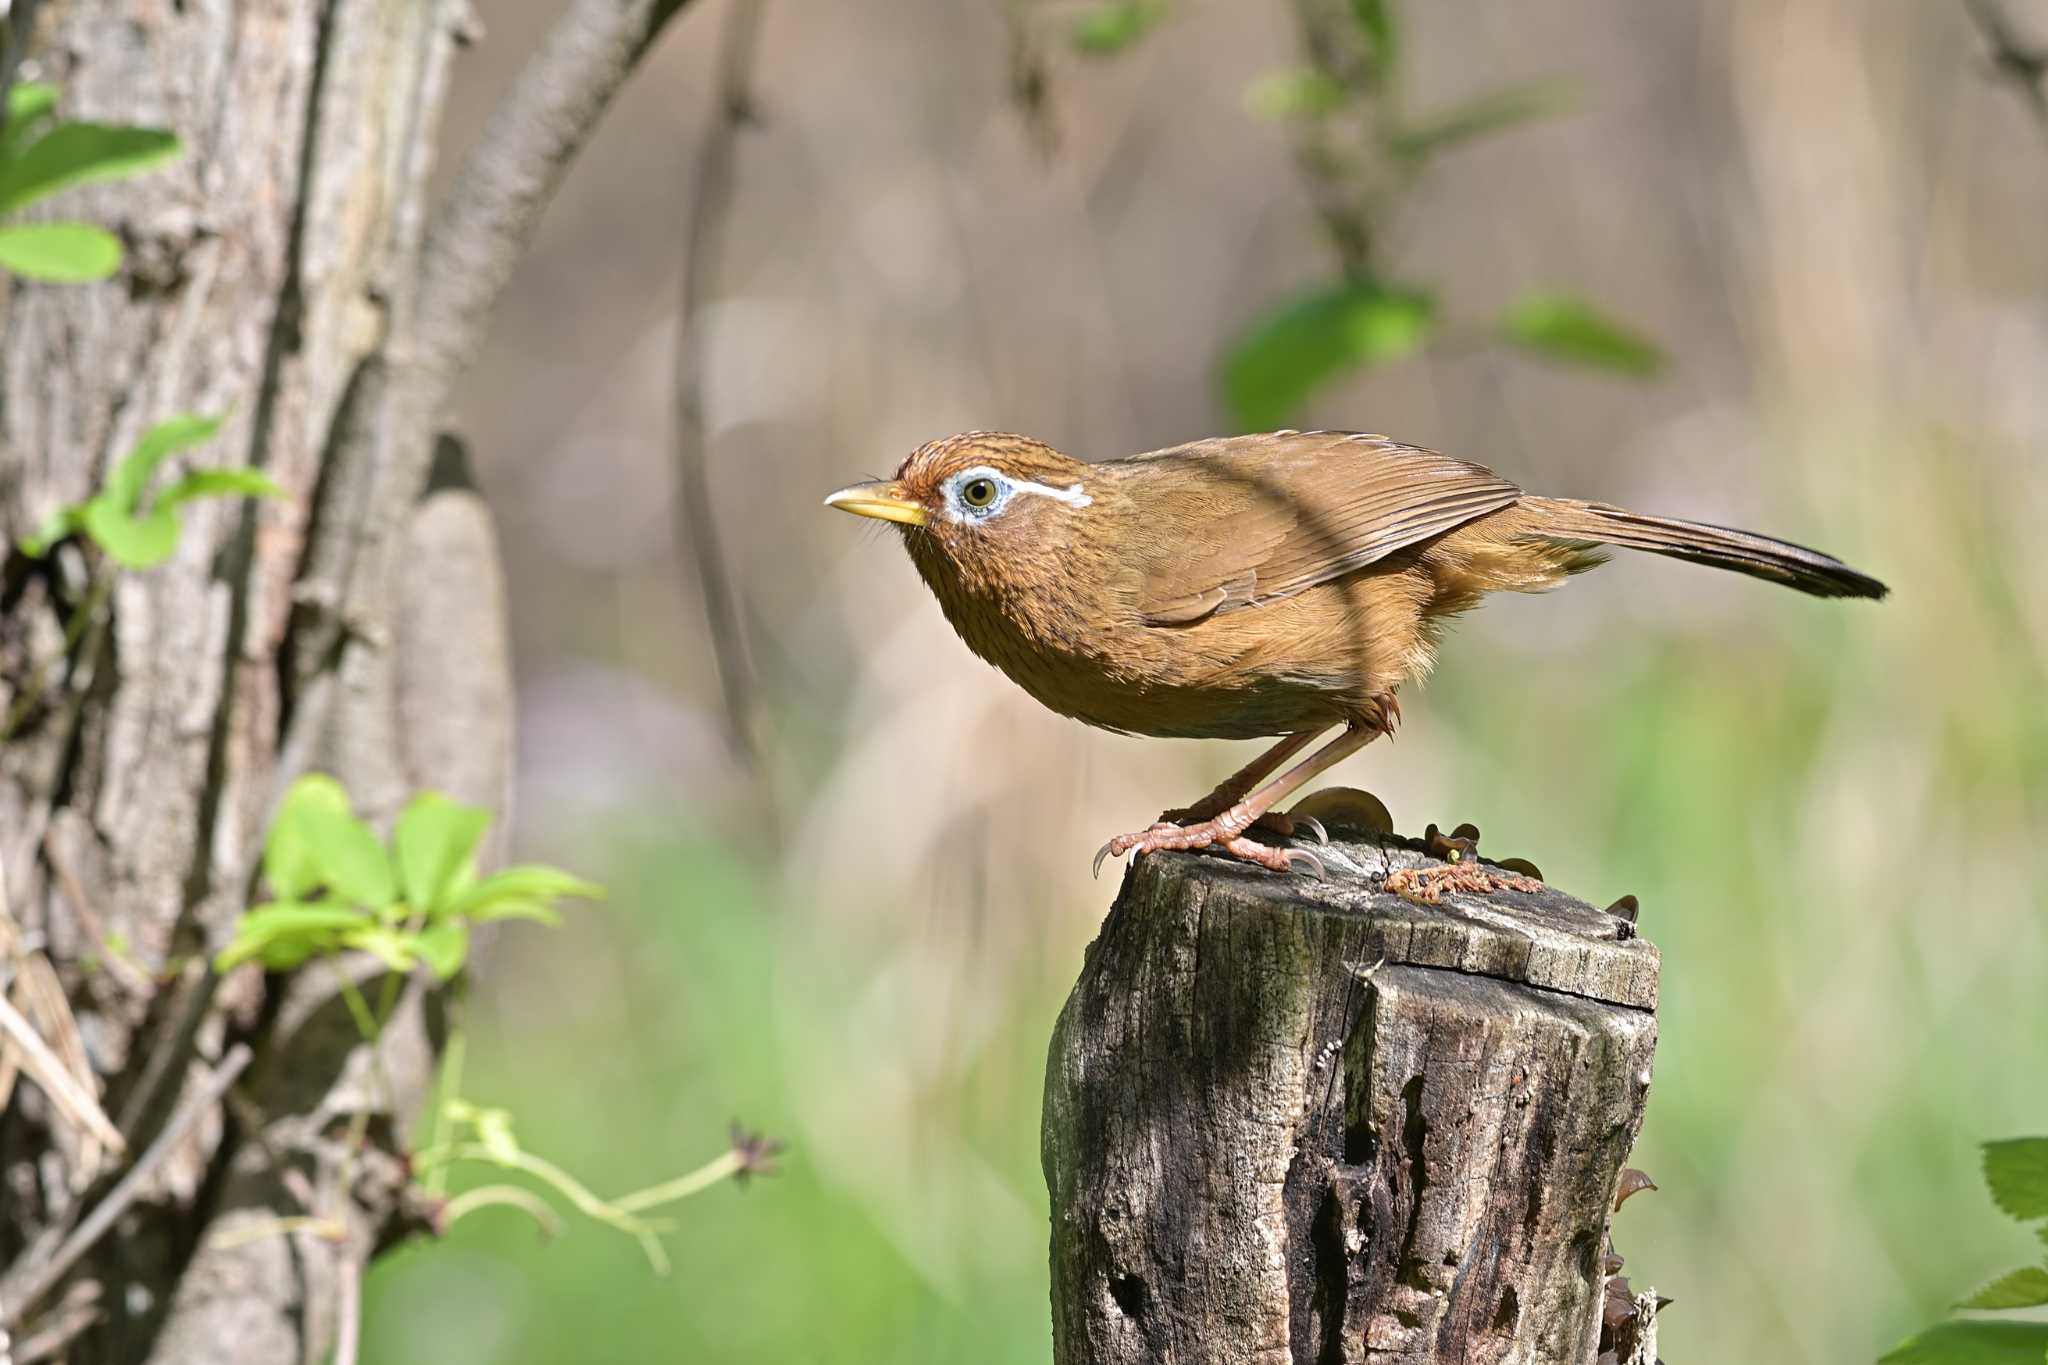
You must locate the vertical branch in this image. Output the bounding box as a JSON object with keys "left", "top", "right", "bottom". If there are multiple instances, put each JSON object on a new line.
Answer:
{"left": 1963, "top": 0, "right": 2048, "bottom": 145}
{"left": 670, "top": 0, "right": 768, "bottom": 762}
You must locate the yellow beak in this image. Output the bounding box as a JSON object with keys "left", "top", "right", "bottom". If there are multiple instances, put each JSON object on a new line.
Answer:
{"left": 824, "top": 480, "right": 927, "bottom": 527}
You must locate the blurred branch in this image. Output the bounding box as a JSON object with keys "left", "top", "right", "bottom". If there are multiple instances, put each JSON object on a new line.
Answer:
{"left": 418, "top": 0, "right": 703, "bottom": 387}
{"left": 671, "top": 0, "right": 767, "bottom": 763}
{"left": 1964, "top": 0, "right": 2048, "bottom": 143}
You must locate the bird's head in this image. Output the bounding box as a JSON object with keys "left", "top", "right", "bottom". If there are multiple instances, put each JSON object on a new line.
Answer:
{"left": 825, "top": 432, "right": 1097, "bottom": 593}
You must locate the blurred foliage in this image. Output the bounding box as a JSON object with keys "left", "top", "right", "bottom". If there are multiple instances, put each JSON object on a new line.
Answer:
{"left": 1880, "top": 1139, "right": 2048, "bottom": 1363}
{"left": 1067, "top": 0, "right": 1169, "bottom": 57}
{"left": 1215, "top": 0, "right": 1659, "bottom": 427}
{"left": 0, "top": 82, "right": 180, "bottom": 282}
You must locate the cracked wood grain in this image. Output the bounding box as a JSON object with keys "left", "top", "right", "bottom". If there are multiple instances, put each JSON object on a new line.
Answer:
{"left": 1044, "top": 837, "right": 1659, "bottom": 1365}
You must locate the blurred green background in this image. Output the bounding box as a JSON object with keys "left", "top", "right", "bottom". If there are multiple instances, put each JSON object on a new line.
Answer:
{"left": 362, "top": 0, "right": 2048, "bottom": 1360}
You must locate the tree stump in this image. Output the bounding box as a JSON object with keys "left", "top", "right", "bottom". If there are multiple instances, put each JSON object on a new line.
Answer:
{"left": 1043, "top": 832, "right": 1659, "bottom": 1365}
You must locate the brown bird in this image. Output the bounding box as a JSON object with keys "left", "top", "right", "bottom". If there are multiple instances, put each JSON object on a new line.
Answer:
{"left": 826, "top": 430, "right": 1886, "bottom": 874}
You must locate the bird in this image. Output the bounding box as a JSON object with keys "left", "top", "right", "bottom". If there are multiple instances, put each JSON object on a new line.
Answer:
{"left": 825, "top": 429, "right": 1887, "bottom": 875}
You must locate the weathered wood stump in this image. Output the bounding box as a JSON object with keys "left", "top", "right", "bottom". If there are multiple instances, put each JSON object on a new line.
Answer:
{"left": 1043, "top": 832, "right": 1659, "bottom": 1365}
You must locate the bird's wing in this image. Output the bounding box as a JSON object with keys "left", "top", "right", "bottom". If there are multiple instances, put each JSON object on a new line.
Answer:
{"left": 1114, "top": 431, "right": 1523, "bottom": 625}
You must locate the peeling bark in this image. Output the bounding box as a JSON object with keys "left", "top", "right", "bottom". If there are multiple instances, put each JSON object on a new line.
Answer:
{"left": 1044, "top": 838, "right": 1660, "bottom": 1365}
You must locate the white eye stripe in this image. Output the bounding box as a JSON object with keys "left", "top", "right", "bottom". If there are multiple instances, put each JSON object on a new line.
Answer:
{"left": 1009, "top": 478, "right": 1092, "bottom": 508}
{"left": 943, "top": 466, "right": 1092, "bottom": 522}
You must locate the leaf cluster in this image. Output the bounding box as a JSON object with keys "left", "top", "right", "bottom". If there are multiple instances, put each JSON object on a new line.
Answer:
{"left": 216, "top": 776, "right": 603, "bottom": 981}
{"left": 1881, "top": 1139, "right": 2048, "bottom": 1364}
{"left": 18, "top": 413, "right": 282, "bottom": 568}
{"left": 0, "top": 82, "right": 181, "bottom": 283}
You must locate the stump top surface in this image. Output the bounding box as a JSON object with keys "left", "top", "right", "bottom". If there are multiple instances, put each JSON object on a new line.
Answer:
{"left": 1136, "top": 833, "right": 1660, "bottom": 1011}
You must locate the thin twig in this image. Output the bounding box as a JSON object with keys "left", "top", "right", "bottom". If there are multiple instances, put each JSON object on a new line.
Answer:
{"left": 332, "top": 1251, "right": 361, "bottom": 1365}
{"left": 0, "top": 994, "right": 124, "bottom": 1156}
{"left": 671, "top": 0, "right": 768, "bottom": 762}
{"left": 1964, "top": 0, "right": 2048, "bottom": 144}
{"left": 0, "top": 1044, "right": 253, "bottom": 1329}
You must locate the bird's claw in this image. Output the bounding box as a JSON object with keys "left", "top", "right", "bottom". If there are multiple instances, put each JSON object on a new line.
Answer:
{"left": 1293, "top": 814, "right": 1329, "bottom": 846}
{"left": 1283, "top": 846, "right": 1326, "bottom": 879}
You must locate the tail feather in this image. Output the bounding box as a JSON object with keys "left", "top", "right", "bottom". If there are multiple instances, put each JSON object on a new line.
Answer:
{"left": 1526, "top": 499, "right": 1888, "bottom": 601}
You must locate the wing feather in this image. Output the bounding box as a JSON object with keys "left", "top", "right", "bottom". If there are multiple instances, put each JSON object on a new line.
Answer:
{"left": 1113, "top": 431, "right": 1522, "bottom": 625}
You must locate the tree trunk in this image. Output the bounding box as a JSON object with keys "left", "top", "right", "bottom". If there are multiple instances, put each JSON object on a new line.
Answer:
{"left": 0, "top": 1, "right": 690, "bottom": 1358}
{"left": 1043, "top": 836, "right": 1659, "bottom": 1365}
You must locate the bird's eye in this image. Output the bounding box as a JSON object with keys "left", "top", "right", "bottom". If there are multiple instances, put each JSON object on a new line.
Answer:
{"left": 961, "top": 477, "right": 999, "bottom": 509}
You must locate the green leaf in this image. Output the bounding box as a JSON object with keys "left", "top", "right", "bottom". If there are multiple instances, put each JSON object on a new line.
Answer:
{"left": 215, "top": 902, "right": 371, "bottom": 972}
{"left": 3, "top": 83, "right": 61, "bottom": 156}
{"left": 443, "top": 864, "right": 603, "bottom": 924}
{"left": 265, "top": 774, "right": 356, "bottom": 900}
{"left": 0, "top": 123, "right": 182, "bottom": 215}
{"left": 414, "top": 920, "right": 471, "bottom": 981}
{"left": 105, "top": 413, "right": 227, "bottom": 512}
{"left": 298, "top": 804, "right": 398, "bottom": 909}
{"left": 79, "top": 498, "right": 180, "bottom": 568}
{"left": 1221, "top": 283, "right": 1435, "bottom": 431}
{"left": 1878, "top": 1321, "right": 2048, "bottom": 1365}
{"left": 1349, "top": 0, "right": 1397, "bottom": 77}
{"left": 1960, "top": 1267, "right": 2048, "bottom": 1311}
{"left": 1070, "top": 0, "right": 1167, "bottom": 56}
{"left": 394, "top": 792, "right": 493, "bottom": 916}
{"left": 339, "top": 925, "right": 417, "bottom": 973}
{"left": 16, "top": 503, "right": 84, "bottom": 559}
{"left": 0, "top": 222, "right": 121, "bottom": 282}
{"left": 1389, "top": 79, "right": 1577, "bottom": 160}
{"left": 158, "top": 467, "right": 284, "bottom": 508}
{"left": 1986, "top": 1140, "right": 2048, "bottom": 1221}
{"left": 1245, "top": 68, "right": 1348, "bottom": 121}
{"left": 1499, "top": 290, "right": 1664, "bottom": 376}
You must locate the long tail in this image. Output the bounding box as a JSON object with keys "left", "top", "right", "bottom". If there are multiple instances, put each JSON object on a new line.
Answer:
{"left": 1524, "top": 498, "right": 1889, "bottom": 600}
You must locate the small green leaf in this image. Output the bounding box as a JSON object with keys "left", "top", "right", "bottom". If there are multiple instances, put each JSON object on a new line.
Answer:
{"left": 0, "top": 123, "right": 182, "bottom": 215}
{"left": 1349, "top": 0, "right": 1397, "bottom": 77}
{"left": 3, "top": 83, "right": 61, "bottom": 156}
{"left": 105, "top": 413, "right": 227, "bottom": 512}
{"left": 339, "top": 925, "right": 417, "bottom": 973}
{"left": 16, "top": 503, "right": 84, "bottom": 559}
{"left": 1389, "top": 79, "right": 1576, "bottom": 160}
{"left": 443, "top": 865, "right": 603, "bottom": 924}
{"left": 79, "top": 498, "right": 180, "bottom": 568}
{"left": 414, "top": 920, "right": 471, "bottom": 981}
{"left": 1221, "top": 283, "right": 1435, "bottom": 431}
{"left": 1244, "top": 68, "right": 1348, "bottom": 121}
{"left": 298, "top": 804, "right": 399, "bottom": 909}
{"left": 265, "top": 774, "right": 355, "bottom": 900}
{"left": 1878, "top": 1320, "right": 2048, "bottom": 1365}
{"left": 394, "top": 792, "right": 494, "bottom": 916}
{"left": 215, "top": 902, "right": 371, "bottom": 972}
{"left": 1985, "top": 1139, "right": 2048, "bottom": 1221}
{"left": 1498, "top": 290, "right": 1664, "bottom": 376}
{"left": 0, "top": 222, "right": 122, "bottom": 282}
{"left": 1070, "top": 0, "right": 1167, "bottom": 56}
{"left": 157, "top": 467, "right": 284, "bottom": 508}
{"left": 1960, "top": 1267, "right": 2048, "bottom": 1311}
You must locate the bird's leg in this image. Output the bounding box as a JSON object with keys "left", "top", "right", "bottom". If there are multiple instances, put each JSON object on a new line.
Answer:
{"left": 1160, "top": 729, "right": 1325, "bottom": 825}
{"left": 1097, "top": 702, "right": 1396, "bottom": 876}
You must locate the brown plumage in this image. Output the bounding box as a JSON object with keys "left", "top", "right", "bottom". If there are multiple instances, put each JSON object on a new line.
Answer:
{"left": 826, "top": 429, "right": 1886, "bottom": 872}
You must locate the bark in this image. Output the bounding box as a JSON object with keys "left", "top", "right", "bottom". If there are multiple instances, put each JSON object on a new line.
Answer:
{"left": 1044, "top": 837, "right": 1660, "bottom": 1365}
{"left": 0, "top": 1, "right": 692, "bottom": 1359}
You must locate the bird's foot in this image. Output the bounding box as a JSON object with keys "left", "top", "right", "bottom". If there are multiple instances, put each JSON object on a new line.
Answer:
{"left": 1093, "top": 815, "right": 1324, "bottom": 879}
